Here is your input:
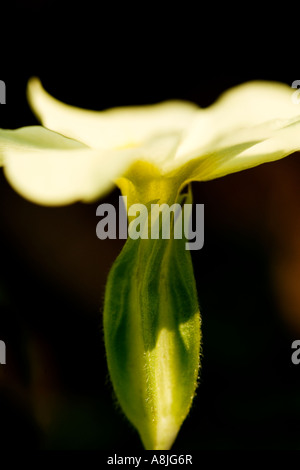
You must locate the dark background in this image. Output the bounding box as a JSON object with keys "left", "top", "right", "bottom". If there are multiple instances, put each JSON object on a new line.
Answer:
{"left": 0, "top": 2, "right": 300, "bottom": 451}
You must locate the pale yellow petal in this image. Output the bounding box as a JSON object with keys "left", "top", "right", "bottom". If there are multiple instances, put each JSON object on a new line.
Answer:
{"left": 175, "top": 81, "right": 300, "bottom": 162}
{"left": 210, "top": 80, "right": 300, "bottom": 126}
{"left": 0, "top": 126, "right": 87, "bottom": 164}
{"left": 27, "top": 77, "right": 198, "bottom": 150}
{"left": 3, "top": 146, "right": 137, "bottom": 205}
{"left": 173, "top": 117, "right": 300, "bottom": 184}
{"left": 1, "top": 126, "right": 184, "bottom": 206}
{"left": 202, "top": 119, "right": 300, "bottom": 180}
{"left": 0, "top": 125, "right": 138, "bottom": 205}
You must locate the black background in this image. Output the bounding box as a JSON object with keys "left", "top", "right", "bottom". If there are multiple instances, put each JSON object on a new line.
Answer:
{"left": 0, "top": 1, "right": 300, "bottom": 451}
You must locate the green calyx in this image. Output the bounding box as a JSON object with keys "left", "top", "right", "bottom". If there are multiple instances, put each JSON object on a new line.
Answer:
{"left": 103, "top": 188, "right": 201, "bottom": 450}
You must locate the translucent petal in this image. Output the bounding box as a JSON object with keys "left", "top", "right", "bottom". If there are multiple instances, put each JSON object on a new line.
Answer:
{"left": 209, "top": 80, "right": 300, "bottom": 126}
{"left": 3, "top": 146, "right": 137, "bottom": 205}
{"left": 202, "top": 119, "right": 300, "bottom": 180}
{"left": 175, "top": 117, "right": 300, "bottom": 183}
{"left": 0, "top": 126, "right": 138, "bottom": 205}
{"left": 27, "top": 77, "right": 198, "bottom": 150}
{"left": 0, "top": 126, "right": 182, "bottom": 206}
{"left": 0, "top": 126, "right": 87, "bottom": 166}
{"left": 175, "top": 81, "right": 300, "bottom": 162}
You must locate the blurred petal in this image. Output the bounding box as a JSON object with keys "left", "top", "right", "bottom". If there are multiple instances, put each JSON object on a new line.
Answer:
{"left": 0, "top": 126, "right": 138, "bottom": 205}
{"left": 174, "top": 117, "right": 300, "bottom": 183}
{"left": 210, "top": 80, "right": 300, "bottom": 126}
{"left": 169, "top": 82, "right": 300, "bottom": 183}
{"left": 203, "top": 119, "right": 300, "bottom": 180}
{"left": 27, "top": 77, "right": 198, "bottom": 149}
{"left": 0, "top": 126, "right": 86, "bottom": 165}
{"left": 3, "top": 146, "right": 137, "bottom": 205}
{"left": 175, "top": 81, "right": 300, "bottom": 162}
{"left": 0, "top": 126, "right": 182, "bottom": 206}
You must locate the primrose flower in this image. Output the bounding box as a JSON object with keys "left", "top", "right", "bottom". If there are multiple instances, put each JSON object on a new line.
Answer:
{"left": 1, "top": 78, "right": 300, "bottom": 451}
{"left": 1, "top": 78, "right": 300, "bottom": 207}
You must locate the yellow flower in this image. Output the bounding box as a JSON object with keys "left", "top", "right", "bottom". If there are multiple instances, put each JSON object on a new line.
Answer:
{"left": 1, "top": 78, "right": 300, "bottom": 206}
{"left": 1, "top": 78, "right": 300, "bottom": 450}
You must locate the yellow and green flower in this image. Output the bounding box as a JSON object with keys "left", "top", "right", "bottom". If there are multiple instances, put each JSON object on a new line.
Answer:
{"left": 1, "top": 78, "right": 300, "bottom": 449}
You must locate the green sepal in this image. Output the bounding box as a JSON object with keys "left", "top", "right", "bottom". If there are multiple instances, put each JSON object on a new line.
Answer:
{"left": 103, "top": 191, "right": 201, "bottom": 450}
